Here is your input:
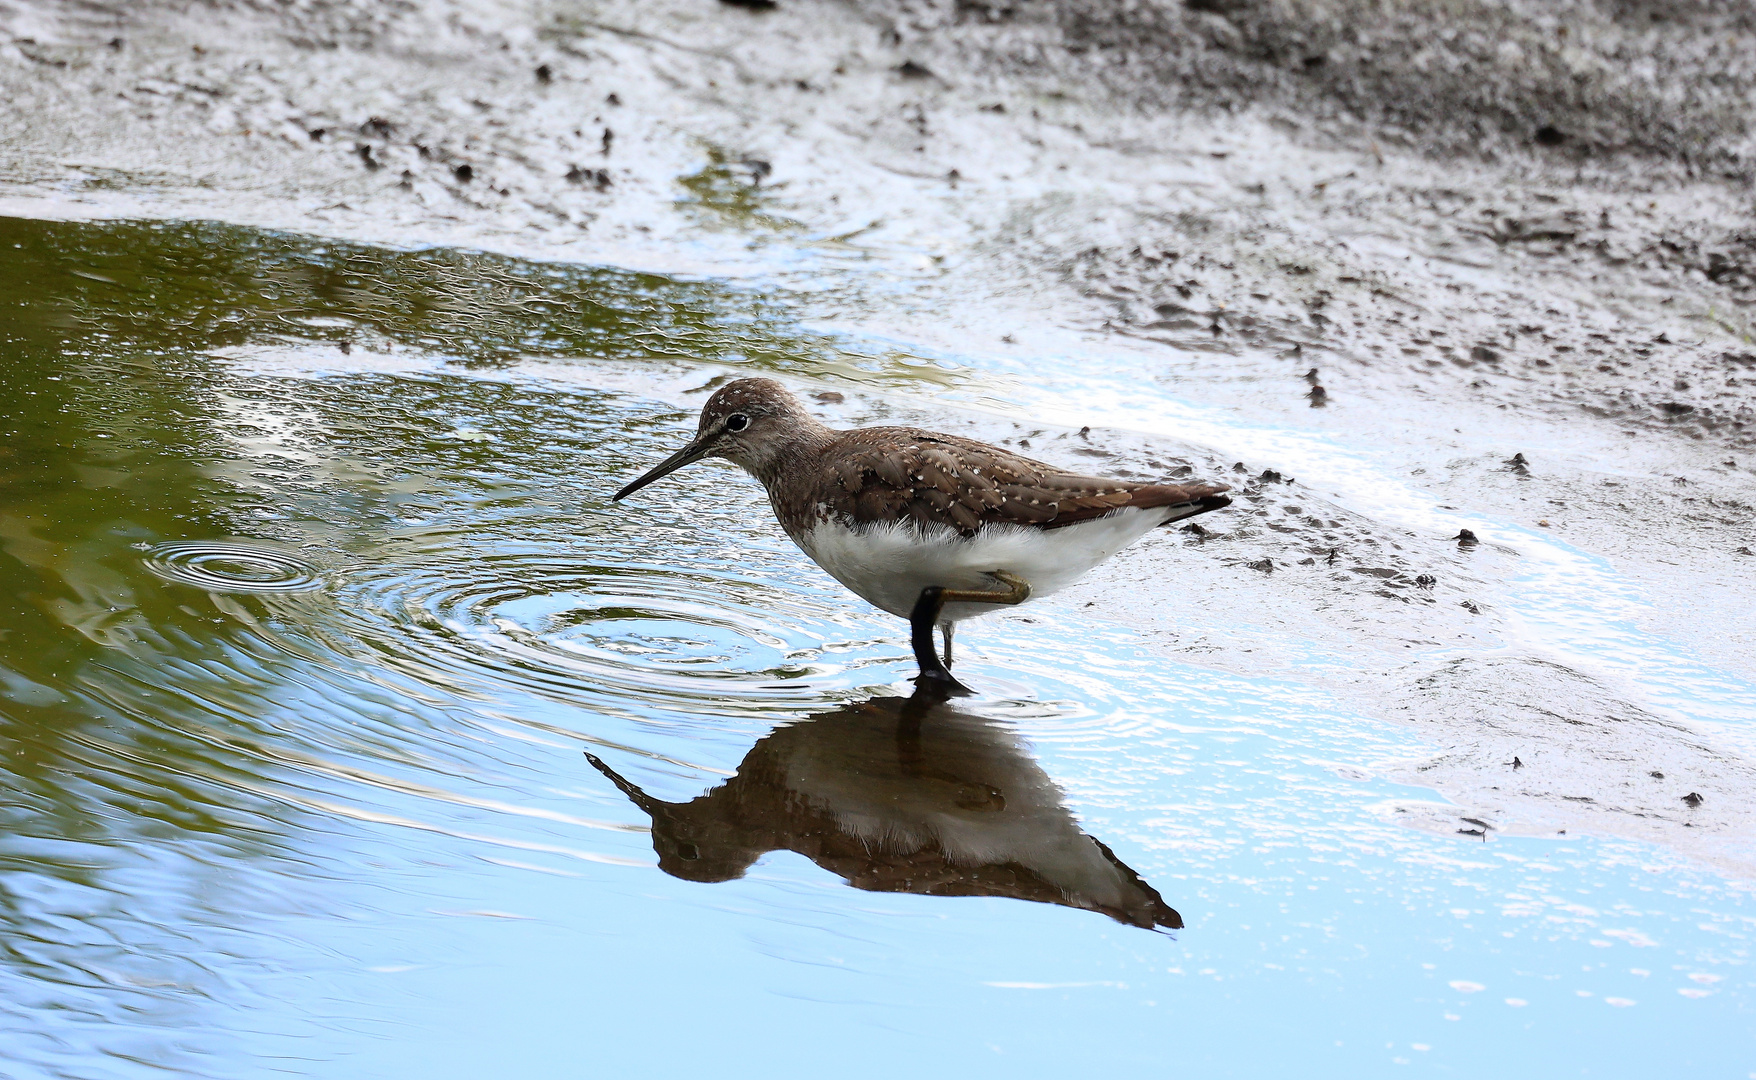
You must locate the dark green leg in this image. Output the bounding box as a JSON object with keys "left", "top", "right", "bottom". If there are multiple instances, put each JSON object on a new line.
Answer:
{"left": 908, "top": 571, "right": 1031, "bottom": 694}
{"left": 909, "top": 587, "right": 964, "bottom": 692}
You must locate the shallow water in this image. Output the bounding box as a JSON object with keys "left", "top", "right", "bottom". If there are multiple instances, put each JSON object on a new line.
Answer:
{"left": 1, "top": 216, "right": 1752, "bottom": 1079}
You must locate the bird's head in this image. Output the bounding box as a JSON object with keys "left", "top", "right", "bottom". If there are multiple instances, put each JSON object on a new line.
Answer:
{"left": 613, "top": 377, "right": 820, "bottom": 499}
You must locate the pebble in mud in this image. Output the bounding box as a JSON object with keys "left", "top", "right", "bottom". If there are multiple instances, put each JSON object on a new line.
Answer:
{"left": 565, "top": 165, "right": 611, "bottom": 190}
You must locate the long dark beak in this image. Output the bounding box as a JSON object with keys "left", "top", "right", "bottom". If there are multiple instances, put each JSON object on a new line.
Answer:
{"left": 612, "top": 436, "right": 711, "bottom": 501}
{"left": 585, "top": 752, "right": 669, "bottom": 816}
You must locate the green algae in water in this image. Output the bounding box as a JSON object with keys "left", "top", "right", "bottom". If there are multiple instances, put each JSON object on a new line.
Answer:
{"left": 0, "top": 215, "right": 953, "bottom": 376}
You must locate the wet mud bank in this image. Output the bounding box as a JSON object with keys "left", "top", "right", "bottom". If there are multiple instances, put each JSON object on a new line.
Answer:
{"left": 1, "top": 0, "right": 1754, "bottom": 879}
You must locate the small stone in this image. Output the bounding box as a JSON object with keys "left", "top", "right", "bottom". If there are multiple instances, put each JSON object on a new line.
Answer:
{"left": 566, "top": 165, "right": 612, "bottom": 189}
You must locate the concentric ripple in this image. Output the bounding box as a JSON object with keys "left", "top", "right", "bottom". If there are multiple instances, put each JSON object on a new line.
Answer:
{"left": 322, "top": 547, "right": 877, "bottom": 718}
{"left": 143, "top": 541, "right": 324, "bottom": 593}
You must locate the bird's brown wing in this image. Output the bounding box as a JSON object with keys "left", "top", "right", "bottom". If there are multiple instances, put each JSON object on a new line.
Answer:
{"left": 814, "top": 428, "right": 1231, "bottom": 537}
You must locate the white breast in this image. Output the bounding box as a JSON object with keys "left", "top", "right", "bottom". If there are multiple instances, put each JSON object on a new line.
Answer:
{"left": 793, "top": 507, "right": 1177, "bottom": 621}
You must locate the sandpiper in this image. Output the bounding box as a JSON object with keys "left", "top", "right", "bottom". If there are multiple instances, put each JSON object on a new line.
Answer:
{"left": 613, "top": 378, "right": 1231, "bottom": 690}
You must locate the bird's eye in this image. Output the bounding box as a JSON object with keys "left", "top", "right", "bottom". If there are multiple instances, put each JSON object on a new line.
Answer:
{"left": 724, "top": 413, "right": 750, "bottom": 432}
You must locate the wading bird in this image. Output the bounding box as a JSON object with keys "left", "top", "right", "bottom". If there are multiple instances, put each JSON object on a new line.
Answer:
{"left": 613, "top": 378, "right": 1230, "bottom": 690}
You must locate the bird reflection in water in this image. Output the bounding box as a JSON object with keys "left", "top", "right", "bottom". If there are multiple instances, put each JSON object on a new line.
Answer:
{"left": 586, "top": 689, "right": 1182, "bottom": 931}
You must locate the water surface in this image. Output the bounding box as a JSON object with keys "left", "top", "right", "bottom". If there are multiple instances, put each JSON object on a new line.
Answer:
{"left": 1, "top": 216, "right": 1750, "bottom": 1079}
